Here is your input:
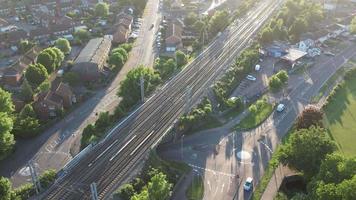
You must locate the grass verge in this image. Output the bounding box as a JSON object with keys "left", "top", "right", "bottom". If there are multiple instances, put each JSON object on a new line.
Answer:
{"left": 323, "top": 68, "right": 356, "bottom": 156}
{"left": 186, "top": 175, "right": 204, "bottom": 200}
{"left": 235, "top": 99, "right": 273, "bottom": 130}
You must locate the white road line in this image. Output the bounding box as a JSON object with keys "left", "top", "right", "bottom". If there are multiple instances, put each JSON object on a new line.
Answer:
{"left": 110, "top": 135, "right": 137, "bottom": 161}
{"left": 89, "top": 139, "right": 119, "bottom": 167}
{"left": 188, "top": 164, "right": 236, "bottom": 177}
{"left": 221, "top": 183, "right": 225, "bottom": 193}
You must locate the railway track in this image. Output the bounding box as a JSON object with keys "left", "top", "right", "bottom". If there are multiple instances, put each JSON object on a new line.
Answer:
{"left": 41, "top": 0, "right": 281, "bottom": 199}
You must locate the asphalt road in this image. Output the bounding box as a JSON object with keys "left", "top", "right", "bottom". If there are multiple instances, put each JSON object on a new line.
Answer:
{"left": 0, "top": 0, "right": 161, "bottom": 187}
{"left": 159, "top": 44, "right": 356, "bottom": 200}
{"left": 38, "top": 1, "right": 281, "bottom": 199}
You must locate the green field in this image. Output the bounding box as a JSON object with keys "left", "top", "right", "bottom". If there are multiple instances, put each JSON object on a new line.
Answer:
{"left": 324, "top": 72, "right": 356, "bottom": 156}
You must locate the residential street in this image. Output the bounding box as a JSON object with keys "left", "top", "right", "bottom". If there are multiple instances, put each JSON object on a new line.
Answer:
{"left": 158, "top": 44, "right": 356, "bottom": 200}
{"left": 0, "top": 0, "right": 161, "bottom": 187}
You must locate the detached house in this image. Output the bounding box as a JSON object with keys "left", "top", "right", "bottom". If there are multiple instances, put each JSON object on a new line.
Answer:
{"left": 165, "top": 22, "right": 183, "bottom": 52}
{"left": 113, "top": 13, "right": 133, "bottom": 44}
{"left": 34, "top": 82, "right": 76, "bottom": 119}
{"left": 1, "top": 46, "right": 40, "bottom": 86}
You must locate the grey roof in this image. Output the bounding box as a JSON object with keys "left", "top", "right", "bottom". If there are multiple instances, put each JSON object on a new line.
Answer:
{"left": 75, "top": 37, "right": 111, "bottom": 64}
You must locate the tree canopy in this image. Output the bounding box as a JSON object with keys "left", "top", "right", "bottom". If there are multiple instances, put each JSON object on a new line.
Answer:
{"left": 118, "top": 66, "right": 161, "bottom": 107}
{"left": 208, "top": 10, "right": 229, "bottom": 36}
{"left": 0, "top": 88, "right": 14, "bottom": 114}
{"left": 95, "top": 2, "right": 109, "bottom": 17}
{"left": 147, "top": 172, "right": 172, "bottom": 200}
{"left": 25, "top": 63, "right": 49, "bottom": 87}
{"left": 175, "top": 50, "right": 188, "bottom": 69}
{"left": 55, "top": 38, "right": 71, "bottom": 55}
{"left": 296, "top": 106, "right": 323, "bottom": 130}
{"left": 0, "top": 112, "right": 15, "bottom": 160}
{"left": 278, "top": 126, "right": 336, "bottom": 178}
{"left": 0, "top": 176, "right": 12, "bottom": 200}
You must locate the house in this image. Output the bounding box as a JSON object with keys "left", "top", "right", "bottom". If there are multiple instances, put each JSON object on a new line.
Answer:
{"left": 281, "top": 48, "right": 307, "bottom": 67}
{"left": 113, "top": 25, "right": 130, "bottom": 44}
{"left": 115, "top": 12, "right": 133, "bottom": 31}
{"left": 1, "top": 47, "right": 40, "bottom": 86}
{"left": 297, "top": 39, "right": 315, "bottom": 52}
{"left": 165, "top": 23, "right": 183, "bottom": 52}
{"left": 264, "top": 44, "right": 288, "bottom": 58}
{"left": 0, "top": 29, "right": 28, "bottom": 47}
{"left": 113, "top": 13, "right": 133, "bottom": 44}
{"left": 72, "top": 37, "right": 112, "bottom": 81}
{"left": 34, "top": 91, "right": 64, "bottom": 119}
{"left": 34, "top": 82, "right": 76, "bottom": 119}
{"left": 54, "top": 82, "right": 76, "bottom": 108}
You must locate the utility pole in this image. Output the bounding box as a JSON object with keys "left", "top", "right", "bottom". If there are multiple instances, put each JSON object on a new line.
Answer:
{"left": 184, "top": 86, "right": 192, "bottom": 113}
{"left": 140, "top": 75, "right": 145, "bottom": 103}
{"left": 28, "top": 161, "right": 42, "bottom": 194}
{"left": 90, "top": 182, "right": 98, "bottom": 200}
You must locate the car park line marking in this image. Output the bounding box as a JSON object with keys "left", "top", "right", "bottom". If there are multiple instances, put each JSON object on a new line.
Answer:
{"left": 110, "top": 135, "right": 137, "bottom": 161}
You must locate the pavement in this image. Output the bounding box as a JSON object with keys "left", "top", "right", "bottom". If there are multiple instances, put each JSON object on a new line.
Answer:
{"left": 0, "top": 0, "right": 161, "bottom": 187}
{"left": 158, "top": 44, "right": 356, "bottom": 200}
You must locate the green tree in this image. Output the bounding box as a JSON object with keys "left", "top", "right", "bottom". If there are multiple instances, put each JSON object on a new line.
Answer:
{"left": 114, "top": 184, "right": 135, "bottom": 200}
{"left": 154, "top": 58, "right": 176, "bottom": 80}
{"left": 0, "top": 176, "right": 12, "bottom": 200}
{"left": 147, "top": 171, "right": 172, "bottom": 200}
{"left": 0, "top": 112, "right": 14, "bottom": 160}
{"left": 276, "top": 70, "right": 288, "bottom": 83}
{"left": 118, "top": 66, "right": 161, "bottom": 107}
{"left": 95, "top": 112, "right": 112, "bottom": 131}
{"left": 260, "top": 27, "right": 274, "bottom": 44}
{"left": 278, "top": 126, "right": 336, "bottom": 178}
{"left": 119, "top": 43, "right": 133, "bottom": 52}
{"left": 268, "top": 76, "right": 282, "bottom": 91}
{"left": 0, "top": 87, "right": 14, "bottom": 114}
{"left": 95, "top": 2, "right": 109, "bottom": 17}
{"left": 55, "top": 38, "right": 71, "bottom": 55}
{"left": 175, "top": 50, "right": 188, "bottom": 68}
{"left": 37, "top": 51, "right": 55, "bottom": 73}
{"left": 25, "top": 64, "right": 49, "bottom": 87}
{"left": 50, "top": 47, "right": 64, "bottom": 68}
{"left": 75, "top": 29, "right": 90, "bottom": 42}
{"left": 20, "top": 80, "right": 33, "bottom": 102}
{"left": 131, "top": 187, "right": 148, "bottom": 200}
{"left": 289, "top": 17, "right": 308, "bottom": 41}
{"left": 112, "top": 48, "right": 128, "bottom": 61}
{"left": 351, "top": 16, "right": 356, "bottom": 34}
{"left": 63, "top": 72, "right": 80, "bottom": 86}
{"left": 18, "top": 40, "right": 34, "bottom": 54}
{"left": 38, "top": 80, "right": 51, "bottom": 93}
{"left": 208, "top": 10, "right": 229, "bottom": 36}
{"left": 19, "top": 104, "right": 36, "bottom": 119}
{"left": 184, "top": 12, "right": 198, "bottom": 27}
{"left": 13, "top": 116, "right": 40, "bottom": 138}
{"left": 109, "top": 52, "right": 125, "bottom": 69}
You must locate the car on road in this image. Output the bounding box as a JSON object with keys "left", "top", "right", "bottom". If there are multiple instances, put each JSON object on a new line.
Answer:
{"left": 150, "top": 24, "right": 154, "bottom": 30}
{"left": 276, "top": 104, "right": 285, "bottom": 112}
{"left": 246, "top": 75, "right": 256, "bottom": 81}
{"left": 243, "top": 177, "right": 253, "bottom": 191}
{"left": 255, "top": 64, "right": 261, "bottom": 71}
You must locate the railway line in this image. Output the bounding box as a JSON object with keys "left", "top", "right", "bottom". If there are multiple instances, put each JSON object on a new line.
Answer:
{"left": 41, "top": 0, "right": 282, "bottom": 199}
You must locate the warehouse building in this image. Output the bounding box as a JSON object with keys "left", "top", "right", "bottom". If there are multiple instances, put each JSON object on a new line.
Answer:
{"left": 72, "top": 37, "right": 111, "bottom": 81}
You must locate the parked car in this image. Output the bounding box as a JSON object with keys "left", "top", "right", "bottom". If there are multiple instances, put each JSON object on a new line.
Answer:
{"left": 246, "top": 75, "right": 256, "bottom": 81}
{"left": 276, "top": 104, "right": 285, "bottom": 112}
{"left": 243, "top": 177, "right": 253, "bottom": 191}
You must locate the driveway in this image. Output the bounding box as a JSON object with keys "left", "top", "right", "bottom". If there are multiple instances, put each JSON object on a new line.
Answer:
{"left": 0, "top": 0, "right": 162, "bottom": 187}
{"left": 158, "top": 44, "right": 356, "bottom": 200}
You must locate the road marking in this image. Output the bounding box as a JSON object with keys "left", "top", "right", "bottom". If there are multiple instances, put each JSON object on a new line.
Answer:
{"left": 110, "top": 135, "right": 137, "bottom": 161}
{"left": 89, "top": 139, "right": 119, "bottom": 167}
{"left": 258, "top": 141, "right": 273, "bottom": 153}
{"left": 130, "top": 131, "right": 155, "bottom": 156}
{"left": 221, "top": 183, "right": 225, "bottom": 193}
{"left": 208, "top": 180, "right": 212, "bottom": 191}
{"left": 188, "top": 164, "right": 236, "bottom": 177}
